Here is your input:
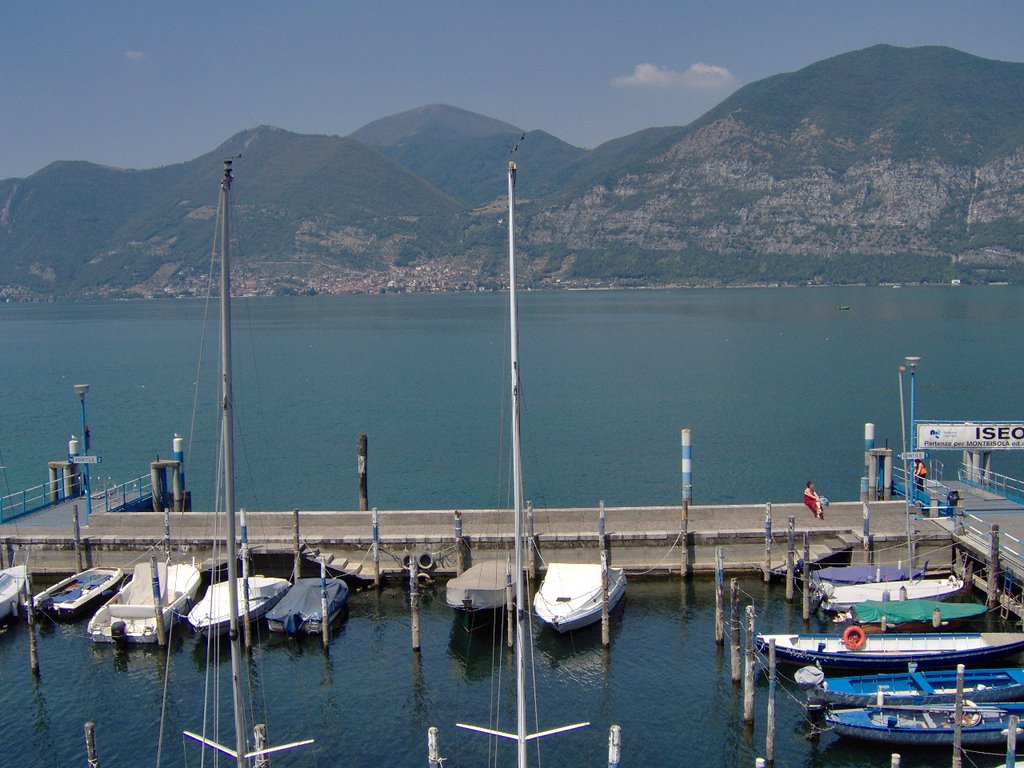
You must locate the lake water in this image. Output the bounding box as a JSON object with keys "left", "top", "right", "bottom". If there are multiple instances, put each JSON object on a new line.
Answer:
{"left": 2, "top": 286, "right": 1024, "bottom": 767}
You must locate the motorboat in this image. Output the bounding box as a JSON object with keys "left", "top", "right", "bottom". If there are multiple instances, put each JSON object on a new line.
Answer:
{"left": 187, "top": 576, "right": 291, "bottom": 635}
{"left": 535, "top": 562, "right": 626, "bottom": 633}
{"left": 819, "top": 575, "right": 964, "bottom": 612}
{"left": 835, "top": 599, "right": 986, "bottom": 634}
{"left": 446, "top": 559, "right": 508, "bottom": 613}
{"left": 800, "top": 665, "right": 1024, "bottom": 707}
{"left": 0, "top": 565, "right": 29, "bottom": 620}
{"left": 35, "top": 566, "right": 123, "bottom": 620}
{"left": 87, "top": 560, "right": 201, "bottom": 643}
{"left": 827, "top": 701, "right": 1024, "bottom": 746}
{"left": 266, "top": 577, "right": 348, "bottom": 634}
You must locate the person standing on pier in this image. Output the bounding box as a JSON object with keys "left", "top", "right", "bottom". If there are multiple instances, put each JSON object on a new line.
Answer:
{"left": 803, "top": 481, "right": 824, "bottom": 519}
{"left": 913, "top": 458, "right": 928, "bottom": 493}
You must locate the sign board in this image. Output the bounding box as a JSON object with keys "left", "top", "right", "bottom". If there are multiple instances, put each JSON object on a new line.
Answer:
{"left": 917, "top": 422, "right": 1024, "bottom": 450}
{"left": 899, "top": 451, "right": 926, "bottom": 461}
{"left": 70, "top": 455, "right": 102, "bottom": 464}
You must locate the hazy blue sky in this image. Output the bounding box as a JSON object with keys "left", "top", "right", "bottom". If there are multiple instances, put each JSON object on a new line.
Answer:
{"left": 2, "top": 1, "right": 1022, "bottom": 180}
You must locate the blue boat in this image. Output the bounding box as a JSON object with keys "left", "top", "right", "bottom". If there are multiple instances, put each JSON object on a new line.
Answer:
{"left": 265, "top": 577, "right": 348, "bottom": 635}
{"left": 801, "top": 665, "right": 1024, "bottom": 706}
{"left": 827, "top": 701, "right": 1024, "bottom": 746}
{"left": 34, "top": 566, "right": 124, "bottom": 620}
{"left": 757, "top": 632, "right": 1024, "bottom": 671}
{"left": 814, "top": 563, "right": 926, "bottom": 586}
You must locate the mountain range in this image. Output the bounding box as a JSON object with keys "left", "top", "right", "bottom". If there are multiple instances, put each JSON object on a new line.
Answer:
{"left": 3, "top": 44, "right": 1024, "bottom": 299}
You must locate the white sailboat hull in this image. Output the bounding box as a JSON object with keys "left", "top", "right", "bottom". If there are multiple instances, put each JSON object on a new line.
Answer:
{"left": 0, "top": 566, "right": 29, "bottom": 620}
{"left": 535, "top": 563, "right": 626, "bottom": 633}
{"left": 88, "top": 561, "right": 201, "bottom": 643}
{"left": 820, "top": 575, "right": 964, "bottom": 612}
{"left": 446, "top": 560, "right": 508, "bottom": 612}
{"left": 188, "top": 576, "right": 291, "bottom": 635}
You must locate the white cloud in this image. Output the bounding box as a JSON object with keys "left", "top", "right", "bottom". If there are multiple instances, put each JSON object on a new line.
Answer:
{"left": 124, "top": 50, "right": 146, "bottom": 62}
{"left": 612, "top": 62, "right": 735, "bottom": 90}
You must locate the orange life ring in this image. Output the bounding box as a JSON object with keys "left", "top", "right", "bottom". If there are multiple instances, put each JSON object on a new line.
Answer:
{"left": 843, "top": 625, "right": 867, "bottom": 650}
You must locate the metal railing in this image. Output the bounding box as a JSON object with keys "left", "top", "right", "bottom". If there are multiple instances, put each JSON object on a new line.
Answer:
{"left": 959, "top": 464, "right": 1024, "bottom": 505}
{"left": 0, "top": 473, "right": 154, "bottom": 523}
{"left": 101, "top": 474, "right": 154, "bottom": 513}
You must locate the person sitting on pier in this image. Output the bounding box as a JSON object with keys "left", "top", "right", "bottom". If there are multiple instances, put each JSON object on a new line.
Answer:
{"left": 803, "top": 481, "right": 824, "bottom": 519}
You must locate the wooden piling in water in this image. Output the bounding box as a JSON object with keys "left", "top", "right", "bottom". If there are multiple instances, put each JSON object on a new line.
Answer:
{"left": 785, "top": 516, "right": 795, "bottom": 601}
{"left": 357, "top": 433, "right": 368, "bottom": 512}
{"left": 1006, "top": 714, "right": 1019, "bottom": 768}
{"left": 320, "top": 557, "right": 331, "bottom": 649}
{"left": 714, "top": 547, "right": 725, "bottom": 644}
{"left": 526, "top": 501, "right": 537, "bottom": 581}
{"left": 454, "top": 510, "right": 466, "bottom": 576}
{"left": 73, "top": 503, "right": 84, "bottom": 572}
{"left": 372, "top": 507, "right": 381, "bottom": 589}
{"left": 862, "top": 502, "right": 871, "bottom": 563}
{"left": 801, "top": 532, "right": 811, "bottom": 622}
{"left": 763, "top": 502, "right": 772, "bottom": 583}
{"left": 952, "top": 663, "right": 964, "bottom": 768}
{"left": 598, "top": 500, "right": 607, "bottom": 562}
{"left": 505, "top": 555, "right": 514, "bottom": 649}
{"left": 410, "top": 556, "right": 420, "bottom": 653}
{"left": 766, "top": 639, "right": 776, "bottom": 765}
{"left": 291, "top": 508, "right": 301, "bottom": 583}
{"left": 601, "top": 549, "right": 610, "bottom": 649}
{"left": 26, "top": 586, "right": 39, "bottom": 679}
{"left": 680, "top": 499, "right": 690, "bottom": 579}
{"left": 163, "top": 506, "right": 171, "bottom": 561}
{"left": 730, "top": 578, "right": 740, "bottom": 684}
{"left": 149, "top": 555, "right": 166, "bottom": 647}
{"left": 428, "top": 726, "right": 443, "bottom": 768}
{"left": 987, "top": 523, "right": 1001, "bottom": 609}
{"left": 84, "top": 721, "right": 99, "bottom": 768}
{"left": 743, "top": 604, "right": 755, "bottom": 723}
{"left": 890, "top": 756, "right": 900, "bottom": 768}
{"left": 253, "top": 723, "right": 269, "bottom": 768}
{"left": 608, "top": 724, "right": 621, "bottom": 768}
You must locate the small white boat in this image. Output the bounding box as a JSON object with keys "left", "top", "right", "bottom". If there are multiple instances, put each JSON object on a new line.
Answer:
{"left": 35, "top": 566, "right": 123, "bottom": 620}
{"left": 446, "top": 559, "right": 508, "bottom": 612}
{"left": 87, "top": 560, "right": 201, "bottom": 643}
{"left": 820, "top": 575, "right": 964, "bottom": 612}
{"left": 0, "top": 565, "right": 29, "bottom": 620}
{"left": 187, "top": 576, "right": 291, "bottom": 635}
{"left": 535, "top": 562, "right": 626, "bottom": 633}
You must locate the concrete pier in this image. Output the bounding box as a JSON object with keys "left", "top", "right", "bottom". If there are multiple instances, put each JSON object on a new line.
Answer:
{"left": 0, "top": 500, "right": 953, "bottom": 578}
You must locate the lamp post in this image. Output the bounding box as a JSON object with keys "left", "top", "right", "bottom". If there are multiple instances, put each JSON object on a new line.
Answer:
{"left": 73, "top": 384, "right": 92, "bottom": 522}
{"left": 906, "top": 357, "right": 920, "bottom": 451}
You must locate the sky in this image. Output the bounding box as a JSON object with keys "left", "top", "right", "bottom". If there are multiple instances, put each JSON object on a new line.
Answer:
{"left": 2, "top": 1, "right": 1023, "bottom": 180}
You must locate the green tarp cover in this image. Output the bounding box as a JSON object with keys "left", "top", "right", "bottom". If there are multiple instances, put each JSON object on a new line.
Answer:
{"left": 851, "top": 599, "right": 986, "bottom": 624}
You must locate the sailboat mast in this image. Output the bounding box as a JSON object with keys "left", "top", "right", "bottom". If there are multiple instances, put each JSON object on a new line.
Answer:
{"left": 507, "top": 160, "right": 528, "bottom": 768}
{"left": 219, "top": 159, "right": 248, "bottom": 768}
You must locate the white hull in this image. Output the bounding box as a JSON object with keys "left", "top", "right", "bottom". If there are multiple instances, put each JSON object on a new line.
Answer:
{"left": 35, "top": 566, "right": 123, "bottom": 618}
{"left": 821, "top": 576, "right": 964, "bottom": 612}
{"left": 88, "top": 561, "right": 201, "bottom": 643}
{"left": 535, "top": 563, "right": 626, "bottom": 633}
{"left": 188, "top": 576, "right": 291, "bottom": 635}
{"left": 0, "top": 566, "right": 29, "bottom": 620}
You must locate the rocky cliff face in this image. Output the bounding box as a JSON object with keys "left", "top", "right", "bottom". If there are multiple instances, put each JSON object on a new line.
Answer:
{"left": 527, "top": 114, "right": 1024, "bottom": 276}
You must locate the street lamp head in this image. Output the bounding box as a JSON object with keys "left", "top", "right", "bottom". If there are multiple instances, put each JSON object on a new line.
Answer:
{"left": 73, "top": 384, "right": 90, "bottom": 400}
{"left": 905, "top": 356, "right": 921, "bottom": 371}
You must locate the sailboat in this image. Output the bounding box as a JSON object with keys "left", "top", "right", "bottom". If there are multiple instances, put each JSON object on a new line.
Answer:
{"left": 439, "top": 160, "right": 591, "bottom": 766}
{"left": 182, "top": 160, "right": 312, "bottom": 766}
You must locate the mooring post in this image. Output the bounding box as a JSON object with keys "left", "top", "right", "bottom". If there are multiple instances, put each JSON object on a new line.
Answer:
{"left": 953, "top": 663, "right": 965, "bottom": 768}
{"left": 743, "top": 604, "right": 755, "bottom": 723}
{"left": 410, "top": 555, "right": 420, "bottom": 653}
{"left": 321, "top": 556, "right": 331, "bottom": 649}
{"left": 291, "top": 508, "right": 301, "bottom": 583}
{"left": 802, "top": 532, "right": 811, "bottom": 622}
{"left": 253, "top": 723, "right": 269, "bottom": 768}
{"left": 526, "top": 500, "right": 537, "bottom": 581}
{"left": 862, "top": 502, "right": 871, "bottom": 564}
{"left": 681, "top": 428, "right": 692, "bottom": 579}
{"left": 714, "top": 547, "right": 725, "bottom": 644}
{"left": 73, "top": 503, "right": 84, "bottom": 573}
{"left": 607, "top": 724, "right": 621, "bottom": 768}
{"left": 357, "top": 433, "right": 368, "bottom": 512}
{"left": 241, "top": 507, "right": 253, "bottom": 651}
{"left": 766, "top": 638, "right": 776, "bottom": 765}
{"left": 987, "top": 523, "right": 1001, "bottom": 609}
{"left": 163, "top": 505, "right": 171, "bottom": 562}
{"left": 755, "top": 760, "right": 766, "bottom": 768}
{"left": 428, "top": 725, "right": 443, "bottom": 768}
{"left": 454, "top": 510, "right": 466, "bottom": 576}
{"left": 372, "top": 506, "right": 381, "bottom": 590}
{"left": 730, "top": 578, "right": 741, "bottom": 684}
{"left": 763, "top": 502, "right": 772, "bottom": 583}
{"left": 505, "top": 555, "right": 514, "bottom": 649}
{"left": 149, "top": 556, "right": 166, "bottom": 647}
{"left": 785, "top": 516, "right": 795, "bottom": 601}
{"left": 84, "top": 721, "right": 99, "bottom": 768}
{"left": 598, "top": 499, "right": 607, "bottom": 557}
{"left": 890, "top": 755, "right": 900, "bottom": 768}
{"left": 26, "top": 585, "right": 39, "bottom": 678}
{"left": 601, "top": 549, "right": 610, "bottom": 649}
{"left": 1006, "top": 714, "right": 1019, "bottom": 768}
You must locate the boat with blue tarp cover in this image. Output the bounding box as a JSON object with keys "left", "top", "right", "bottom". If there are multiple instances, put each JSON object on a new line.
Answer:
{"left": 826, "top": 701, "right": 1024, "bottom": 746}
{"left": 266, "top": 577, "right": 349, "bottom": 635}
{"left": 757, "top": 632, "right": 1024, "bottom": 670}
{"left": 35, "top": 566, "right": 124, "bottom": 620}
{"left": 801, "top": 666, "right": 1024, "bottom": 706}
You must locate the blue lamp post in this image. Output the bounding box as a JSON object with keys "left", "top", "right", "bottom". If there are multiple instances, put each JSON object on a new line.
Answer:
{"left": 74, "top": 384, "right": 92, "bottom": 522}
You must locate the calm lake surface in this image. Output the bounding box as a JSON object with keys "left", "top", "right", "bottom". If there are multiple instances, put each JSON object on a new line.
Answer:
{"left": 2, "top": 286, "right": 1024, "bottom": 767}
